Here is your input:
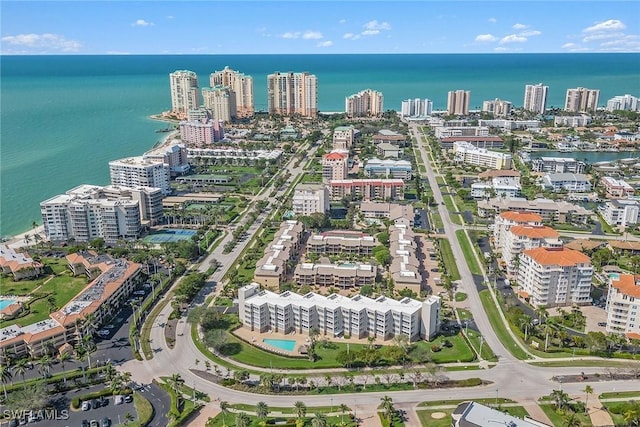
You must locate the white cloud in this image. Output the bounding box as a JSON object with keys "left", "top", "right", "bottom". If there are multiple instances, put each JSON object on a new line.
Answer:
{"left": 599, "top": 35, "right": 640, "bottom": 51}
{"left": 281, "top": 32, "right": 301, "bottom": 39}
{"left": 583, "top": 32, "right": 623, "bottom": 42}
{"left": 132, "top": 19, "right": 154, "bottom": 27}
{"left": 1, "top": 33, "right": 82, "bottom": 52}
{"left": 512, "top": 23, "right": 529, "bottom": 30}
{"left": 519, "top": 30, "right": 541, "bottom": 37}
{"left": 343, "top": 32, "right": 360, "bottom": 40}
{"left": 302, "top": 31, "right": 323, "bottom": 40}
{"left": 488, "top": 18, "right": 497, "bottom": 23}
{"left": 500, "top": 34, "right": 527, "bottom": 44}
{"left": 494, "top": 47, "right": 508, "bottom": 52}
{"left": 339, "top": 19, "right": 346, "bottom": 24}
{"left": 317, "top": 40, "right": 333, "bottom": 48}
{"left": 562, "top": 42, "right": 578, "bottom": 49}
{"left": 475, "top": 34, "right": 497, "bottom": 42}
{"left": 166, "top": 15, "right": 174, "bottom": 20}
{"left": 364, "top": 20, "right": 391, "bottom": 31}
{"left": 362, "top": 30, "right": 380, "bottom": 36}
{"left": 583, "top": 19, "right": 626, "bottom": 33}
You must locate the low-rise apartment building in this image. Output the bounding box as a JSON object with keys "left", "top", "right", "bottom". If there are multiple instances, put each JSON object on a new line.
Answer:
{"left": 187, "top": 147, "right": 283, "bottom": 163}
{"left": 330, "top": 179, "right": 404, "bottom": 201}
{"left": 332, "top": 126, "right": 357, "bottom": 150}
{"left": 477, "top": 119, "right": 541, "bottom": 131}
{"left": 307, "top": 230, "right": 377, "bottom": 256}
{"left": 553, "top": 115, "right": 592, "bottom": 127}
{"left": 389, "top": 224, "right": 422, "bottom": 294}
{"left": 435, "top": 126, "right": 489, "bottom": 139}
{"left": 605, "top": 274, "right": 640, "bottom": 338}
{"left": 540, "top": 173, "right": 592, "bottom": 193}
{"left": 517, "top": 247, "right": 593, "bottom": 308}
{"left": 238, "top": 284, "right": 441, "bottom": 341}
{"left": 601, "top": 177, "right": 635, "bottom": 199}
{"left": 294, "top": 262, "right": 377, "bottom": 289}
{"left": 0, "top": 245, "right": 44, "bottom": 280}
{"left": 479, "top": 197, "right": 592, "bottom": 224}
{"left": 501, "top": 225, "right": 562, "bottom": 274}
{"left": 372, "top": 130, "right": 407, "bottom": 147}
{"left": 292, "top": 184, "right": 330, "bottom": 216}
{"left": 601, "top": 199, "right": 640, "bottom": 228}
{"left": 0, "top": 255, "right": 142, "bottom": 363}
{"left": 439, "top": 136, "right": 504, "bottom": 150}
{"left": 531, "top": 157, "right": 586, "bottom": 174}
{"left": 453, "top": 141, "right": 512, "bottom": 170}
{"left": 254, "top": 221, "right": 305, "bottom": 288}
{"left": 376, "top": 142, "right": 402, "bottom": 159}
{"left": 359, "top": 202, "right": 414, "bottom": 226}
{"left": 471, "top": 177, "right": 521, "bottom": 199}
{"left": 364, "top": 158, "right": 413, "bottom": 180}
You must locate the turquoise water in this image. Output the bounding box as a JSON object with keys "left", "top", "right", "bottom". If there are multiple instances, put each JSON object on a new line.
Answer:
{"left": 1, "top": 54, "right": 639, "bottom": 237}
{"left": 530, "top": 151, "right": 640, "bottom": 163}
{"left": 609, "top": 273, "right": 621, "bottom": 281}
{"left": 0, "top": 300, "right": 17, "bottom": 310}
{"left": 263, "top": 338, "right": 297, "bottom": 352}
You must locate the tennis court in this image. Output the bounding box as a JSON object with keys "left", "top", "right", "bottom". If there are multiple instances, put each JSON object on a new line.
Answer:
{"left": 143, "top": 229, "right": 197, "bottom": 244}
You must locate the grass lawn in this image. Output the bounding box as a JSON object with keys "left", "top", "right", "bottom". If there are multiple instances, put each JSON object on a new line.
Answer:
{"left": 539, "top": 404, "right": 593, "bottom": 427}
{"left": 455, "top": 230, "right": 482, "bottom": 276}
{"left": 443, "top": 196, "right": 463, "bottom": 226}
{"left": 229, "top": 403, "right": 344, "bottom": 414}
{"left": 503, "top": 406, "right": 530, "bottom": 419}
{"left": 416, "top": 410, "right": 451, "bottom": 427}
{"left": 438, "top": 238, "right": 461, "bottom": 281}
{"left": 130, "top": 392, "right": 154, "bottom": 427}
{"left": 430, "top": 212, "right": 444, "bottom": 232}
{"left": 600, "top": 390, "right": 640, "bottom": 399}
{"left": 466, "top": 329, "right": 498, "bottom": 362}
{"left": 417, "top": 334, "right": 475, "bottom": 363}
{"left": 454, "top": 292, "right": 467, "bottom": 302}
{"left": 418, "top": 398, "right": 516, "bottom": 407}
{"left": 530, "top": 359, "right": 634, "bottom": 368}
{"left": 602, "top": 401, "right": 640, "bottom": 426}
{"left": 0, "top": 265, "right": 88, "bottom": 328}
{"left": 478, "top": 290, "right": 531, "bottom": 360}
{"left": 206, "top": 412, "right": 355, "bottom": 427}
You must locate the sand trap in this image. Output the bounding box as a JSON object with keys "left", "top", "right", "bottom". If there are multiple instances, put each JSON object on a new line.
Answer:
{"left": 431, "top": 412, "right": 447, "bottom": 419}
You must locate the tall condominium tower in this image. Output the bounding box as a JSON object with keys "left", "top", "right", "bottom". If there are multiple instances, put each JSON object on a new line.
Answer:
{"left": 345, "top": 89, "right": 384, "bottom": 117}
{"left": 209, "top": 66, "right": 254, "bottom": 118}
{"left": 169, "top": 70, "right": 200, "bottom": 117}
{"left": 202, "top": 85, "right": 235, "bottom": 122}
{"left": 401, "top": 98, "right": 433, "bottom": 118}
{"left": 606, "top": 94, "right": 640, "bottom": 112}
{"left": 447, "top": 90, "right": 470, "bottom": 115}
{"left": 523, "top": 83, "right": 548, "bottom": 114}
{"left": 267, "top": 72, "right": 318, "bottom": 117}
{"left": 482, "top": 98, "right": 512, "bottom": 117}
{"left": 564, "top": 87, "right": 600, "bottom": 112}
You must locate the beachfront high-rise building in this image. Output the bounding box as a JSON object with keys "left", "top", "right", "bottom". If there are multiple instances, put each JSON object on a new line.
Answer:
{"left": 482, "top": 98, "right": 512, "bottom": 117}
{"left": 401, "top": 98, "right": 432, "bottom": 118}
{"left": 169, "top": 70, "right": 199, "bottom": 118}
{"left": 202, "top": 85, "right": 234, "bottom": 122}
{"left": 447, "top": 90, "right": 470, "bottom": 115}
{"left": 40, "top": 184, "right": 163, "bottom": 243}
{"left": 606, "top": 94, "right": 640, "bottom": 112}
{"left": 209, "top": 66, "right": 254, "bottom": 118}
{"left": 267, "top": 71, "right": 318, "bottom": 117}
{"left": 345, "top": 89, "right": 384, "bottom": 118}
{"left": 179, "top": 119, "right": 225, "bottom": 145}
{"left": 109, "top": 157, "right": 171, "bottom": 195}
{"left": 564, "top": 87, "right": 600, "bottom": 113}
{"left": 523, "top": 83, "right": 548, "bottom": 114}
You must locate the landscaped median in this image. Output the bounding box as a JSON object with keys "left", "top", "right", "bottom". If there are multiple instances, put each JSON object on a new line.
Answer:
{"left": 455, "top": 230, "right": 483, "bottom": 276}
{"left": 478, "top": 290, "right": 531, "bottom": 360}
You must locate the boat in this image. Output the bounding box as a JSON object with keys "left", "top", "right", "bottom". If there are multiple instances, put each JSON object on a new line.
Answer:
{"left": 155, "top": 127, "right": 173, "bottom": 133}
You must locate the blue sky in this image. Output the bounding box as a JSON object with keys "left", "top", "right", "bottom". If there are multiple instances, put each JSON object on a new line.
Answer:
{"left": 2, "top": 1, "right": 639, "bottom": 54}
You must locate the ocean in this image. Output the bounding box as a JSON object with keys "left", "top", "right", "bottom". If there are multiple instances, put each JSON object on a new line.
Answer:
{"left": 1, "top": 53, "right": 639, "bottom": 237}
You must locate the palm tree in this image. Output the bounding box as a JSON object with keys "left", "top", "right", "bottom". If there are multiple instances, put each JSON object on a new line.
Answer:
{"left": 624, "top": 407, "right": 640, "bottom": 426}
{"left": 58, "top": 352, "right": 71, "bottom": 386}
{"left": 12, "top": 359, "right": 29, "bottom": 389}
{"left": 256, "top": 401, "right": 269, "bottom": 420}
{"left": 294, "top": 401, "right": 307, "bottom": 420}
{"left": 583, "top": 385, "right": 593, "bottom": 413}
{"left": 220, "top": 401, "right": 230, "bottom": 426}
{"left": 564, "top": 412, "right": 582, "bottom": 427}
{"left": 550, "top": 389, "right": 570, "bottom": 411}
{"left": 380, "top": 395, "right": 394, "bottom": 422}
{"left": 324, "top": 374, "right": 333, "bottom": 388}
{"left": 38, "top": 355, "right": 52, "bottom": 379}
{"left": 339, "top": 404, "right": 349, "bottom": 424}
{"left": 235, "top": 412, "right": 250, "bottom": 427}
{"left": 519, "top": 315, "right": 533, "bottom": 342}
{"left": 311, "top": 413, "right": 327, "bottom": 427}
{"left": 169, "top": 373, "right": 184, "bottom": 395}
{"left": 0, "top": 364, "right": 13, "bottom": 400}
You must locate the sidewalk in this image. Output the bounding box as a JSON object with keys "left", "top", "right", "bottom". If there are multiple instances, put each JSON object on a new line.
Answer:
{"left": 586, "top": 396, "right": 615, "bottom": 427}
{"left": 186, "top": 403, "right": 219, "bottom": 427}
{"left": 521, "top": 402, "right": 554, "bottom": 426}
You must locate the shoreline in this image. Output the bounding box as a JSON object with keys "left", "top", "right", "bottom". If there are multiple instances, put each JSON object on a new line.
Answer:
{"left": 5, "top": 114, "right": 180, "bottom": 242}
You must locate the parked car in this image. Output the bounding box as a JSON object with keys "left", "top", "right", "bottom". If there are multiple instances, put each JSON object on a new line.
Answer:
{"left": 100, "top": 417, "right": 111, "bottom": 427}
{"left": 81, "top": 401, "right": 91, "bottom": 411}
{"left": 92, "top": 399, "right": 99, "bottom": 409}
{"left": 90, "top": 420, "right": 99, "bottom": 427}
{"left": 114, "top": 395, "right": 124, "bottom": 405}
{"left": 81, "top": 420, "right": 89, "bottom": 427}
{"left": 133, "top": 290, "right": 146, "bottom": 296}
{"left": 98, "top": 396, "right": 108, "bottom": 407}
{"left": 124, "top": 394, "right": 133, "bottom": 403}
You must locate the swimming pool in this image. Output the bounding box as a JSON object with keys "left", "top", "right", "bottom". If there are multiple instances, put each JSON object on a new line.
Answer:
{"left": 143, "top": 229, "right": 197, "bottom": 244}
{"left": 0, "top": 299, "right": 16, "bottom": 310}
{"left": 263, "top": 338, "right": 296, "bottom": 352}
{"left": 609, "top": 273, "right": 621, "bottom": 281}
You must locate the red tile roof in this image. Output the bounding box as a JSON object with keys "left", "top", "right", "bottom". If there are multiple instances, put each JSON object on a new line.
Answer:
{"left": 612, "top": 274, "right": 640, "bottom": 298}
{"left": 522, "top": 247, "right": 591, "bottom": 266}
{"left": 499, "top": 211, "right": 543, "bottom": 223}
{"left": 510, "top": 225, "right": 559, "bottom": 239}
